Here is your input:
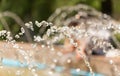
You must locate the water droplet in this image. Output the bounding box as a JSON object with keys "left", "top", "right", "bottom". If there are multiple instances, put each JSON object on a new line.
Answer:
{"left": 31, "top": 69, "right": 36, "bottom": 72}
{"left": 67, "top": 59, "right": 71, "bottom": 63}
{"left": 34, "top": 35, "right": 43, "bottom": 42}
{"left": 13, "top": 44, "right": 19, "bottom": 49}
{"left": 21, "top": 27, "right": 25, "bottom": 33}
{"left": 41, "top": 45, "right": 45, "bottom": 48}
{"left": 16, "top": 70, "right": 23, "bottom": 76}
{"left": 48, "top": 71, "right": 53, "bottom": 75}
{"left": 53, "top": 59, "right": 58, "bottom": 63}
{"left": 109, "top": 60, "right": 113, "bottom": 64}
{"left": 51, "top": 47, "right": 55, "bottom": 51}
{"left": 15, "top": 34, "right": 20, "bottom": 39}
{"left": 35, "top": 21, "right": 42, "bottom": 27}
{"left": 76, "top": 68, "right": 80, "bottom": 72}
{"left": 25, "top": 21, "right": 34, "bottom": 31}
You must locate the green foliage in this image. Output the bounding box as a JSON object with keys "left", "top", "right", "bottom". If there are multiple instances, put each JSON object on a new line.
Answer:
{"left": 0, "top": 0, "right": 102, "bottom": 22}
{"left": 115, "top": 33, "right": 120, "bottom": 42}
{"left": 53, "top": 0, "right": 101, "bottom": 11}
{"left": 0, "top": 23, "right": 4, "bottom": 30}
{"left": 0, "top": 0, "right": 30, "bottom": 17}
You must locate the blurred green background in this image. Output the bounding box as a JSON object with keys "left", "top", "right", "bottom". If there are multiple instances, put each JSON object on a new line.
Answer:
{"left": 1, "top": 0, "right": 118, "bottom": 22}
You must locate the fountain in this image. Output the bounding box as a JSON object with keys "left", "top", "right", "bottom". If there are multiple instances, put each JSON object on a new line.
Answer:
{"left": 0, "top": 4, "right": 120, "bottom": 76}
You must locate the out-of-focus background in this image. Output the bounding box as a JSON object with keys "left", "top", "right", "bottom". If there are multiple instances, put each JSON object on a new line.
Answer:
{"left": 1, "top": 0, "right": 120, "bottom": 21}
{"left": 0, "top": 0, "right": 120, "bottom": 40}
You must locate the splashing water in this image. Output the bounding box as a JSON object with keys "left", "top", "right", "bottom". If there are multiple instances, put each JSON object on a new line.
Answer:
{"left": 0, "top": 20, "right": 119, "bottom": 76}
{"left": 0, "top": 4, "right": 120, "bottom": 76}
